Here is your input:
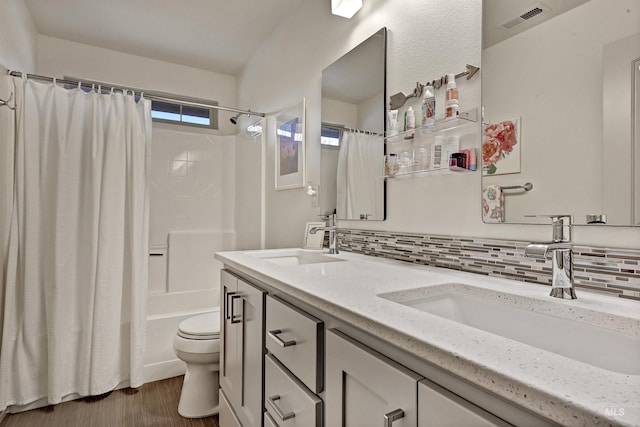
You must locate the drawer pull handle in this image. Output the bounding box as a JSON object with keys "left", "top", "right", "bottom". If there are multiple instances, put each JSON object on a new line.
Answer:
{"left": 225, "top": 291, "right": 236, "bottom": 320}
{"left": 267, "top": 394, "right": 295, "bottom": 421}
{"left": 384, "top": 409, "right": 405, "bottom": 427}
{"left": 268, "top": 329, "right": 296, "bottom": 347}
{"left": 230, "top": 295, "right": 243, "bottom": 324}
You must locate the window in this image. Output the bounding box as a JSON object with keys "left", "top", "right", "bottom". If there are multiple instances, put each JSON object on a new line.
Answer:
{"left": 151, "top": 100, "right": 218, "bottom": 129}
{"left": 65, "top": 78, "right": 218, "bottom": 130}
{"left": 321, "top": 125, "right": 342, "bottom": 147}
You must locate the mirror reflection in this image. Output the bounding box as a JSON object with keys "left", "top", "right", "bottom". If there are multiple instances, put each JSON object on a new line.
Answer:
{"left": 321, "top": 28, "right": 386, "bottom": 220}
{"left": 482, "top": 0, "right": 640, "bottom": 226}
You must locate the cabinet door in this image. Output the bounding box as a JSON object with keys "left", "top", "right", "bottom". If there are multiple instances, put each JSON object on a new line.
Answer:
{"left": 418, "top": 380, "right": 512, "bottom": 427}
{"left": 220, "top": 270, "right": 241, "bottom": 404}
{"left": 264, "top": 412, "right": 279, "bottom": 427}
{"left": 325, "top": 329, "right": 423, "bottom": 427}
{"left": 220, "top": 270, "right": 265, "bottom": 427}
{"left": 220, "top": 388, "right": 243, "bottom": 427}
{"left": 236, "top": 277, "right": 265, "bottom": 427}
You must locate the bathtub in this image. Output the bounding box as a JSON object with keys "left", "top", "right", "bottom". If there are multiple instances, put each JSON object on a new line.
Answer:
{"left": 143, "top": 231, "right": 231, "bottom": 383}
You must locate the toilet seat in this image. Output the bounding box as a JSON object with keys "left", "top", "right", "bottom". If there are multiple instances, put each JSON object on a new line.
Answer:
{"left": 178, "top": 310, "right": 220, "bottom": 340}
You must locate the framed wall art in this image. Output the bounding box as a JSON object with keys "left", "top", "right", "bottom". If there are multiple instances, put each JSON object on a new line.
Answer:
{"left": 275, "top": 99, "right": 306, "bottom": 190}
{"left": 482, "top": 117, "right": 521, "bottom": 176}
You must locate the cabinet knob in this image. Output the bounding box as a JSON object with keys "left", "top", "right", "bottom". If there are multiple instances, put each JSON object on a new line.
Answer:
{"left": 267, "top": 329, "right": 297, "bottom": 347}
{"left": 384, "top": 408, "right": 405, "bottom": 427}
{"left": 267, "top": 394, "right": 295, "bottom": 421}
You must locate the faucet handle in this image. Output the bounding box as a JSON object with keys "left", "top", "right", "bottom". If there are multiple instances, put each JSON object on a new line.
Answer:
{"left": 525, "top": 214, "right": 573, "bottom": 242}
{"left": 318, "top": 213, "right": 337, "bottom": 226}
{"left": 318, "top": 213, "right": 335, "bottom": 219}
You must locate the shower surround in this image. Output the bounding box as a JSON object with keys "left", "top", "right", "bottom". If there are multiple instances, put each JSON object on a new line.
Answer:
{"left": 144, "top": 128, "right": 237, "bottom": 382}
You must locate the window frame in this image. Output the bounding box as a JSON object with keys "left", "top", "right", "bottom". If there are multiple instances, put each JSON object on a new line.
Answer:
{"left": 321, "top": 123, "right": 343, "bottom": 148}
{"left": 151, "top": 97, "right": 219, "bottom": 130}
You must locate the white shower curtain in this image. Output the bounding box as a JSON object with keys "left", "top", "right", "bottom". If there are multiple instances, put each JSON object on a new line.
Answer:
{"left": 336, "top": 130, "right": 384, "bottom": 219}
{"left": 0, "top": 76, "right": 151, "bottom": 412}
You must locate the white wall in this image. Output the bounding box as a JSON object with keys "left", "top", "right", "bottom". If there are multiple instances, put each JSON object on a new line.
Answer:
{"left": 358, "top": 91, "right": 384, "bottom": 134}
{"left": 239, "top": 0, "right": 640, "bottom": 249}
{"left": 0, "top": 0, "right": 37, "bottom": 72}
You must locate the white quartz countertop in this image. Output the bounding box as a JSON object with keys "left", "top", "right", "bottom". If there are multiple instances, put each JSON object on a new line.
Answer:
{"left": 215, "top": 249, "right": 640, "bottom": 426}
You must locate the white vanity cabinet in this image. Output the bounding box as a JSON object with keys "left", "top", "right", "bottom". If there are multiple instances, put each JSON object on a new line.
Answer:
{"left": 325, "top": 329, "right": 423, "bottom": 427}
{"left": 220, "top": 269, "right": 265, "bottom": 427}
{"left": 217, "top": 263, "right": 559, "bottom": 427}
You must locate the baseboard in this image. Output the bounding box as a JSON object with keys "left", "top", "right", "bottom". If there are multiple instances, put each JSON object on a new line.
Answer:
{"left": 143, "top": 358, "right": 186, "bottom": 384}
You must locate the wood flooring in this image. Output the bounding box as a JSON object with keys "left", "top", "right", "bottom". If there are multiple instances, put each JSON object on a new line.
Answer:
{"left": 0, "top": 376, "right": 219, "bottom": 427}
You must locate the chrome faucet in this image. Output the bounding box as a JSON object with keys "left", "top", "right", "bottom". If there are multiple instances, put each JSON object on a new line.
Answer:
{"left": 309, "top": 214, "right": 339, "bottom": 254}
{"left": 524, "top": 215, "right": 576, "bottom": 299}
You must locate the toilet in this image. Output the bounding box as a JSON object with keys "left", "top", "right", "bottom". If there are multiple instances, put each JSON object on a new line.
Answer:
{"left": 173, "top": 309, "right": 221, "bottom": 418}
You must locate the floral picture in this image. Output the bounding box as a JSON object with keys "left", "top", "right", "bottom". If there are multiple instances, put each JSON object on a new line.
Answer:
{"left": 482, "top": 117, "right": 521, "bottom": 176}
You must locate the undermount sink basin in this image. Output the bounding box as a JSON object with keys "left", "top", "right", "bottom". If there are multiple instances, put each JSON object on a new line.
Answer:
{"left": 379, "top": 283, "right": 640, "bottom": 375}
{"left": 246, "top": 249, "right": 345, "bottom": 266}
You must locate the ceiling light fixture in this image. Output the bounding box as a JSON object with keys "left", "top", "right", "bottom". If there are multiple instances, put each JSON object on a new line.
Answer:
{"left": 331, "top": 0, "right": 362, "bottom": 18}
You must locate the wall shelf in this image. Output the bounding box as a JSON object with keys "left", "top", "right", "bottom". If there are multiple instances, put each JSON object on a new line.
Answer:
{"left": 382, "top": 108, "right": 479, "bottom": 180}
{"left": 385, "top": 108, "right": 478, "bottom": 144}
{"left": 381, "top": 166, "right": 476, "bottom": 180}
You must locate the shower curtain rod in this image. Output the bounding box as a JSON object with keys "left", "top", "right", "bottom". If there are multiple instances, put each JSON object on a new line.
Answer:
{"left": 8, "top": 71, "right": 265, "bottom": 118}
{"left": 345, "top": 128, "right": 382, "bottom": 136}
{"left": 323, "top": 122, "right": 382, "bottom": 136}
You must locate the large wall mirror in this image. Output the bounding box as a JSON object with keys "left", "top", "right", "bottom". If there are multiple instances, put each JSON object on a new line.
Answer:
{"left": 482, "top": 0, "right": 639, "bottom": 226}
{"left": 320, "top": 28, "right": 386, "bottom": 220}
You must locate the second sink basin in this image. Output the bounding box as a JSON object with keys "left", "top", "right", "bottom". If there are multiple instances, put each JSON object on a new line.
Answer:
{"left": 379, "top": 283, "right": 640, "bottom": 375}
{"left": 246, "top": 249, "right": 344, "bottom": 266}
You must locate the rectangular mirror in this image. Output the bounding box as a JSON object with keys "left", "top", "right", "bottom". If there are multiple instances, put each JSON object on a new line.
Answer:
{"left": 321, "top": 28, "right": 386, "bottom": 221}
{"left": 482, "top": 0, "right": 640, "bottom": 226}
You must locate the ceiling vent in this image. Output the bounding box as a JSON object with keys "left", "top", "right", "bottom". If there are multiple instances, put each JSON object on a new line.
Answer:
{"left": 499, "top": 3, "right": 551, "bottom": 30}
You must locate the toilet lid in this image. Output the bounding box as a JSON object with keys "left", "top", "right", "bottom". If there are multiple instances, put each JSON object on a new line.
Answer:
{"left": 178, "top": 310, "right": 220, "bottom": 340}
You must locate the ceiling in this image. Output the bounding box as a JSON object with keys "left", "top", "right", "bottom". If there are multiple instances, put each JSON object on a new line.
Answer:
{"left": 24, "top": 0, "right": 303, "bottom": 76}
{"left": 483, "top": 0, "right": 590, "bottom": 48}
{"left": 24, "top": 1, "right": 594, "bottom": 77}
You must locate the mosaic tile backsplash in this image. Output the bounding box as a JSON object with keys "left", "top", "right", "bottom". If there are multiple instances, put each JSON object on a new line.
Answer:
{"left": 337, "top": 229, "right": 640, "bottom": 301}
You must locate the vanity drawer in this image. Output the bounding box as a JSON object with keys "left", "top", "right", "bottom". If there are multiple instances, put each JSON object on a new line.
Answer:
{"left": 265, "top": 295, "right": 323, "bottom": 393}
{"left": 264, "top": 353, "right": 322, "bottom": 427}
